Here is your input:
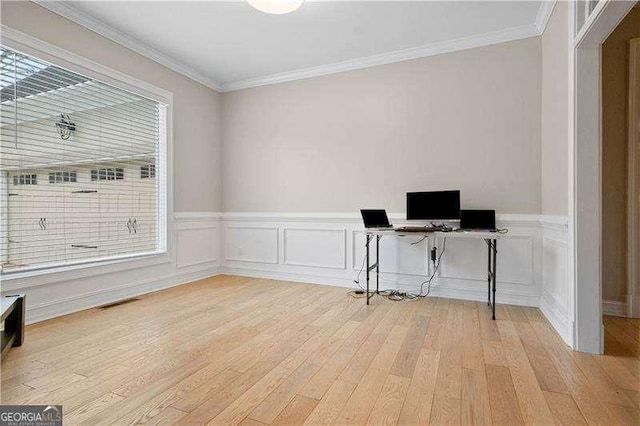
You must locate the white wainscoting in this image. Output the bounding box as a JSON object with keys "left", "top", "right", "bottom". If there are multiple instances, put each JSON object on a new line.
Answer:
{"left": 220, "top": 214, "right": 568, "bottom": 322}
{"left": 225, "top": 226, "right": 279, "bottom": 264}
{"left": 284, "top": 228, "right": 347, "bottom": 269}
{"left": 539, "top": 215, "right": 573, "bottom": 347}
{"left": 4, "top": 210, "right": 573, "bottom": 349}
{"left": 1, "top": 212, "right": 222, "bottom": 324}
{"left": 176, "top": 213, "right": 220, "bottom": 269}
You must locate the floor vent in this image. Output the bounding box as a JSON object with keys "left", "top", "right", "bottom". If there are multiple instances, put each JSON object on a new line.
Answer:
{"left": 98, "top": 298, "right": 141, "bottom": 309}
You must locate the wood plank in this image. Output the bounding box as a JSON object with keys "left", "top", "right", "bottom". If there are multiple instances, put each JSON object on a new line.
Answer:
{"left": 248, "top": 361, "right": 319, "bottom": 424}
{"left": 270, "top": 394, "right": 318, "bottom": 425}
{"left": 543, "top": 391, "right": 587, "bottom": 425}
{"left": 479, "top": 302, "right": 502, "bottom": 341}
{"left": 367, "top": 374, "right": 410, "bottom": 425}
{"left": 485, "top": 364, "right": 524, "bottom": 425}
{"left": 424, "top": 298, "right": 449, "bottom": 350}
{"left": 338, "top": 332, "right": 387, "bottom": 384}
{"left": 333, "top": 367, "right": 388, "bottom": 425}
{"left": 303, "top": 380, "right": 355, "bottom": 425}
{"left": 147, "top": 406, "right": 188, "bottom": 425}
{"left": 239, "top": 418, "right": 266, "bottom": 426}
{"left": 522, "top": 306, "right": 547, "bottom": 323}
{"left": 434, "top": 300, "right": 463, "bottom": 399}
{"left": 397, "top": 349, "right": 440, "bottom": 425}
{"left": 389, "top": 314, "right": 429, "bottom": 378}
{"left": 482, "top": 340, "right": 507, "bottom": 367}
{"left": 81, "top": 360, "right": 207, "bottom": 424}
{"left": 461, "top": 301, "right": 485, "bottom": 371}
{"left": 497, "top": 320, "right": 555, "bottom": 425}
{"left": 299, "top": 304, "right": 391, "bottom": 400}
{"left": 606, "top": 403, "right": 640, "bottom": 425}
{"left": 573, "top": 351, "right": 637, "bottom": 407}
{"left": 596, "top": 353, "right": 640, "bottom": 392}
{"left": 64, "top": 392, "right": 125, "bottom": 425}
{"left": 429, "top": 393, "right": 461, "bottom": 425}
{"left": 515, "top": 320, "right": 569, "bottom": 394}
{"left": 461, "top": 367, "right": 492, "bottom": 425}
{"left": 507, "top": 305, "right": 530, "bottom": 323}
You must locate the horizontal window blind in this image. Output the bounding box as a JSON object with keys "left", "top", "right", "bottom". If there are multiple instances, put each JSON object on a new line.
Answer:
{"left": 0, "top": 46, "right": 166, "bottom": 273}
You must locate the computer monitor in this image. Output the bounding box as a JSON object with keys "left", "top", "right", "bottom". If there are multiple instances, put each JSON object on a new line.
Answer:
{"left": 406, "top": 190, "right": 461, "bottom": 221}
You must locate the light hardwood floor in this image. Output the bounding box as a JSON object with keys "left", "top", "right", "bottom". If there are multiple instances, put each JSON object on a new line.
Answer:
{"left": 1, "top": 275, "right": 639, "bottom": 425}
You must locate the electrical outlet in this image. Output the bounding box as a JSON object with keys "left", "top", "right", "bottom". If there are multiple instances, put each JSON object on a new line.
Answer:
{"left": 237, "top": 247, "right": 243, "bottom": 256}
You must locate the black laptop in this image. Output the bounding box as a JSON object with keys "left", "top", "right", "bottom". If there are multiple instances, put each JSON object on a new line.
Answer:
{"left": 460, "top": 209, "right": 496, "bottom": 231}
{"left": 360, "top": 209, "right": 393, "bottom": 229}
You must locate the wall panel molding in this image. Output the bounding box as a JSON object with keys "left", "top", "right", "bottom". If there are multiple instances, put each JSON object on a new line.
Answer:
{"left": 176, "top": 222, "right": 218, "bottom": 269}
{"left": 438, "top": 235, "right": 535, "bottom": 287}
{"left": 220, "top": 213, "right": 570, "bottom": 330}
{"left": 224, "top": 226, "right": 279, "bottom": 264}
{"left": 540, "top": 219, "right": 572, "bottom": 346}
{"left": 283, "top": 228, "right": 347, "bottom": 269}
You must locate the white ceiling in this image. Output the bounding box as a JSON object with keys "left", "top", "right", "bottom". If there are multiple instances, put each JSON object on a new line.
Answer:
{"left": 39, "top": 1, "right": 549, "bottom": 91}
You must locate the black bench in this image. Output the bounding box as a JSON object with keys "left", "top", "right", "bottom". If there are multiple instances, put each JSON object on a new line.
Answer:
{"left": 1, "top": 295, "right": 25, "bottom": 359}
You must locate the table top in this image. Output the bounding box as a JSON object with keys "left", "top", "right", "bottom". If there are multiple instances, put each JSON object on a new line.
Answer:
{"left": 364, "top": 228, "right": 503, "bottom": 239}
{"left": 1, "top": 296, "right": 20, "bottom": 321}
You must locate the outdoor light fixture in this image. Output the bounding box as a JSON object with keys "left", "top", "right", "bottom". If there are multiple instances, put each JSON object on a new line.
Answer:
{"left": 247, "top": 0, "right": 304, "bottom": 14}
{"left": 55, "top": 114, "right": 75, "bottom": 140}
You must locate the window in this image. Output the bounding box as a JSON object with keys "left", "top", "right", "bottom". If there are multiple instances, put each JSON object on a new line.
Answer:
{"left": 49, "top": 171, "right": 77, "bottom": 184}
{"left": 91, "top": 168, "right": 124, "bottom": 181}
{"left": 0, "top": 46, "right": 167, "bottom": 273}
{"left": 141, "top": 164, "right": 156, "bottom": 179}
{"left": 12, "top": 174, "right": 37, "bottom": 185}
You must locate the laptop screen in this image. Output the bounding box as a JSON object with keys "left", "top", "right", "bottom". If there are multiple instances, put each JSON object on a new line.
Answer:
{"left": 360, "top": 209, "right": 391, "bottom": 228}
{"left": 460, "top": 210, "right": 496, "bottom": 230}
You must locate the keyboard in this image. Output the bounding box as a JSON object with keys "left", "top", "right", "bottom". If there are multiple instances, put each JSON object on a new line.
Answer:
{"left": 395, "top": 226, "right": 432, "bottom": 233}
{"left": 395, "top": 225, "right": 453, "bottom": 233}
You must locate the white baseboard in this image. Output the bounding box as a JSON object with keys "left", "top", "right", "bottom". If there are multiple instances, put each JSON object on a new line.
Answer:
{"left": 222, "top": 266, "right": 540, "bottom": 307}
{"left": 26, "top": 266, "right": 221, "bottom": 324}
{"left": 540, "top": 291, "right": 574, "bottom": 347}
{"left": 222, "top": 266, "right": 355, "bottom": 289}
{"left": 602, "top": 299, "right": 628, "bottom": 317}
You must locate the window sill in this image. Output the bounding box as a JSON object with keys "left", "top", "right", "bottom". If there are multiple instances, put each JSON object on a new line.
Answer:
{"left": 0, "top": 252, "right": 172, "bottom": 292}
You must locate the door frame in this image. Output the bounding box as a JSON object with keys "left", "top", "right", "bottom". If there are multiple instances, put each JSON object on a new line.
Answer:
{"left": 573, "top": 0, "right": 638, "bottom": 353}
{"left": 629, "top": 38, "right": 640, "bottom": 318}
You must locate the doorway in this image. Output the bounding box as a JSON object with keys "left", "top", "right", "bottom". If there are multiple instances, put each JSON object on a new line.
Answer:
{"left": 574, "top": 0, "right": 638, "bottom": 354}
{"left": 602, "top": 8, "right": 640, "bottom": 322}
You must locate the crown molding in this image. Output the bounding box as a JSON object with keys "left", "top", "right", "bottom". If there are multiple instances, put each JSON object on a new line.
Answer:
{"left": 221, "top": 22, "right": 540, "bottom": 92}
{"left": 33, "top": 0, "right": 553, "bottom": 94}
{"left": 33, "top": 0, "right": 223, "bottom": 92}
{"left": 535, "top": 0, "right": 557, "bottom": 34}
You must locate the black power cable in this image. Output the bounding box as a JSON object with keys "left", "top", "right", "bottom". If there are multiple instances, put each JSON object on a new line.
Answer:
{"left": 351, "top": 235, "right": 447, "bottom": 302}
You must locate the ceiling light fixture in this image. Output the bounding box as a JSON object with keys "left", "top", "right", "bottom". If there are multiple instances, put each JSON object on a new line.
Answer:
{"left": 247, "top": 0, "right": 304, "bottom": 15}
